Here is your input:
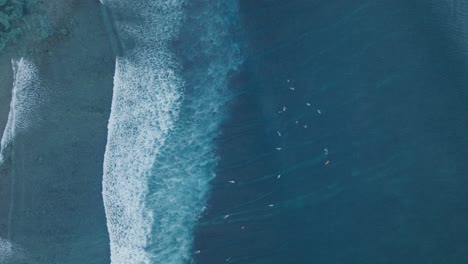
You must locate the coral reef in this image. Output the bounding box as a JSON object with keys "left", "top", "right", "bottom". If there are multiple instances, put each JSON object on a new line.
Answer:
{"left": 0, "top": 0, "right": 50, "bottom": 53}
{"left": 0, "top": 0, "right": 27, "bottom": 50}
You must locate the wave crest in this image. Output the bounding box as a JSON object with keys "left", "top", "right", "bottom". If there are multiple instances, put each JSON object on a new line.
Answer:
{"left": 101, "top": 1, "right": 243, "bottom": 263}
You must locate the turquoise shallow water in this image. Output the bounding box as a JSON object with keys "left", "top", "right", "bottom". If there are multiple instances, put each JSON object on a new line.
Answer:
{"left": 0, "top": 1, "right": 114, "bottom": 263}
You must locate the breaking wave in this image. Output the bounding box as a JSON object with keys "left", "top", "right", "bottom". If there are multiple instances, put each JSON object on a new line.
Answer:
{"left": 101, "top": 0, "right": 242, "bottom": 263}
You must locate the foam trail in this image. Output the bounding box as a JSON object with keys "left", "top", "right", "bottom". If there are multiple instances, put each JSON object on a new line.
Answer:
{"left": 0, "top": 238, "right": 29, "bottom": 263}
{"left": 101, "top": 1, "right": 243, "bottom": 263}
{"left": 101, "top": 1, "right": 185, "bottom": 263}
{"left": 0, "top": 59, "right": 44, "bottom": 245}
{"left": 0, "top": 238, "right": 16, "bottom": 262}
{"left": 0, "top": 58, "right": 43, "bottom": 165}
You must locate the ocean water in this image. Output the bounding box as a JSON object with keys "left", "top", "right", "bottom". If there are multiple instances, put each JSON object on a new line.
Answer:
{"left": 1, "top": 0, "right": 468, "bottom": 263}
{"left": 101, "top": 0, "right": 241, "bottom": 263}
{"left": 0, "top": 1, "right": 114, "bottom": 263}
{"left": 194, "top": 0, "right": 468, "bottom": 264}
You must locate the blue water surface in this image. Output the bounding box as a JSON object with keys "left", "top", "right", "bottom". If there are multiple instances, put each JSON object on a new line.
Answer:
{"left": 194, "top": 0, "right": 468, "bottom": 263}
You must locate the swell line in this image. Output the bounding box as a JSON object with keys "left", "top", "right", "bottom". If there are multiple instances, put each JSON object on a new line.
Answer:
{"left": 101, "top": 1, "right": 185, "bottom": 263}
{"left": 101, "top": 1, "right": 244, "bottom": 263}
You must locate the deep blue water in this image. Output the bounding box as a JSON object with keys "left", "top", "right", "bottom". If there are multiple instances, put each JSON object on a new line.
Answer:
{"left": 194, "top": 0, "right": 468, "bottom": 263}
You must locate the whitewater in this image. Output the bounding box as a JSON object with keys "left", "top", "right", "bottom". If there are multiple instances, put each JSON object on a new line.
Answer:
{"left": 101, "top": 1, "right": 242, "bottom": 263}
{"left": 0, "top": 58, "right": 43, "bottom": 167}
{"left": 0, "top": 58, "right": 42, "bottom": 264}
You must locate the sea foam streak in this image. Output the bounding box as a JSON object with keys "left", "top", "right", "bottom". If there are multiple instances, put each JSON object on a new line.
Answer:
{"left": 1, "top": 59, "right": 43, "bottom": 234}
{"left": 0, "top": 58, "right": 43, "bottom": 264}
{"left": 0, "top": 238, "right": 29, "bottom": 263}
{"left": 0, "top": 58, "right": 43, "bottom": 166}
{"left": 101, "top": 1, "right": 185, "bottom": 263}
{"left": 101, "top": 0, "right": 242, "bottom": 263}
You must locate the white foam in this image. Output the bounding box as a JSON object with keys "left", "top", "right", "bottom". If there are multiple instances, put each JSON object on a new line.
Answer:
{"left": 103, "top": 60, "right": 183, "bottom": 264}
{"left": 0, "top": 58, "right": 43, "bottom": 166}
{"left": 0, "top": 238, "right": 14, "bottom": 260}
{"left": 0, "top": 238, "right": 18, "bottom": 263}
{"left": 101, "top": 1, "right": 243, "bottom": 263}
{"left": 101, "top": 1, "right": 185, "bottom": 263}
{"left": 0, "top": 237, "right": 29, "bottom": 263}
{"left": 0, "top": 59, "right": 46, "bottom": 256}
